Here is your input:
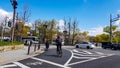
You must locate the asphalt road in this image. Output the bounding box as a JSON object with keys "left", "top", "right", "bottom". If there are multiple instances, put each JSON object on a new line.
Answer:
{"left": 1, "top": 46, "right": 120, "bottom": 68}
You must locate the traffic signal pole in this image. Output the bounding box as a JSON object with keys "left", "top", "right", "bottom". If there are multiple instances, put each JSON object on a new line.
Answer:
{"left": 110, "top": 14, "right": 112, "bottom": 43}
{"left": 11, "top": 6, "right": 16, "bottom": 43}
{"left": 10, "top": 0, "right": 18, "bottom": 43}
{"left": 109, "top": 14, "right": 120, "bottom": 43}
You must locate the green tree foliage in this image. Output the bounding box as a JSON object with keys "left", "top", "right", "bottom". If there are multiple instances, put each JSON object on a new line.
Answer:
{"left": 103, "top": 25, "right": 118, "bottom": 33}
{"left": 35, "top": 19, "right": 57, "bottom": 43}
{"left": 95, "top": 34, "right": 109, "bottom": 43}
{"left": 112, "top": 31, "right": 120, "bottom": 43}
{"left": 14, "top": 20, "right": 30, "bottom": 41}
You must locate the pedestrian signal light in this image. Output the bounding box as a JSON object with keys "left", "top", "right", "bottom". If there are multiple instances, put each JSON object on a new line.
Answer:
{"left": 8, "top": 21, "right": 12, "bottom": 27}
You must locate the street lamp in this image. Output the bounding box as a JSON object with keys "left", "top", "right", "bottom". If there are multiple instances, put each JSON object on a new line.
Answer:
{"left": 63, "top": 30, "right": 67, "bottom": 45}
{"left": 10, "top": 0, "right": 18, "bottom": 43}
{"left": 43, "top": 24, "right": 47, "bottom": 43}
{"left": 110, "top": 14, "right": 120, "bottom": 43}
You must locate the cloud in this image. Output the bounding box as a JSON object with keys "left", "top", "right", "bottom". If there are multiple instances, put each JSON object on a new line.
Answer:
{"left": 57, "top": 19, "right": 65, "bottom": 32}
{"left": 24, "top": 22, "right": 33, "bottom": 27}
{"left": 87, "top": 26, "right": 104, "bottom": 36}
{"left": 58, "top": 19, "right": 64, "bottom": 27}
{"left": 115, "top": 20, "right": 120, "bottom": 25}
{"left": 0, "top": 8, "right": 12, "bottom": 23}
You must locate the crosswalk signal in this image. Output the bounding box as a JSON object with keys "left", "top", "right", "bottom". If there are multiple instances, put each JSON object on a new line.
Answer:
{"left": 8, "top": 21, "right": 12, "bottom": 27}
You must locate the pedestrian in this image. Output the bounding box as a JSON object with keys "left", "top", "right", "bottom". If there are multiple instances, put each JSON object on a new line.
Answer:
{"left": 45, "top": 39, "right": 49, "bottom": 51}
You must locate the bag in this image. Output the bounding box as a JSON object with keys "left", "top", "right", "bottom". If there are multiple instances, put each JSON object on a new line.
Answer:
{"left": 56, "top": 38, "right": 62, "bottom": 45}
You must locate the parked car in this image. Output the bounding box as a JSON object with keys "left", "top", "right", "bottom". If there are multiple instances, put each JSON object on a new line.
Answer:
{"left": 111, "top": 43, "right": 120, "bottom": 50}
{"left": 101, "top": 42, "right": 113, "bottom": 49}
{"left": 75, "top": 42, "right": 95, "bottom": 49}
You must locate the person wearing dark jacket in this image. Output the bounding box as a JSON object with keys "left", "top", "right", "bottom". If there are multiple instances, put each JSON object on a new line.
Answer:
{"left": 45, "top": 39, "right": 49, "bottom": 51}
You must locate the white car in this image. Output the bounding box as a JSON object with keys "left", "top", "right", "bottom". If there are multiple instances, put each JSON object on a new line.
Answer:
{"left": 75, "top": 42, "right": 95, "bottom": 49}
{"left": 52, "top": 40, "right": 64, "bottom": 45}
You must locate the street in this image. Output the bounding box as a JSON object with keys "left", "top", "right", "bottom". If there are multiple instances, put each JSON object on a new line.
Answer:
{"left": 1, "top": 46, "right": 120, "bottom": 68}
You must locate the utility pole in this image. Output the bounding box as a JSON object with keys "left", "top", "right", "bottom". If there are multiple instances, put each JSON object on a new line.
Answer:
{"left": 110, "top": 14, "right": 112, "bottom": 43}
{"left": 10, "top": 0, "right": 18, "bottom": 43}
{"left": 109, "top": 14, "right": 120, "bottom": 43}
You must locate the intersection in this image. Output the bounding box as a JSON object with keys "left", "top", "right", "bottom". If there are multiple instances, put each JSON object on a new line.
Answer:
{"left": 1, "top": 46, "right": 119, "bottom": 68}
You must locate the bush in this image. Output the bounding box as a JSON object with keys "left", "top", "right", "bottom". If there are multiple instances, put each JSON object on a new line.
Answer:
{"left": 0, "top": 41, "right": 24, "bottom": 46}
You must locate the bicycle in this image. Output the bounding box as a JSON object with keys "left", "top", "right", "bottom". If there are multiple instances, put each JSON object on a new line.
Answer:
{"left": 56, "top": 46, "right": 62, "bottom": 57}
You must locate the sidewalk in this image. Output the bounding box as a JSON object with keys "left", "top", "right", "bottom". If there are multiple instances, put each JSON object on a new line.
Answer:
{"left": 0, "top": 45, "right": 44, "bottom": 65}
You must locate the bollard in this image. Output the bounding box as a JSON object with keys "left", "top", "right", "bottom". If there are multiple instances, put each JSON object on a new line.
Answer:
{"left": 27, "top": 44, "right": 31, "bottom": 55}
{"left": 27, "top": 40, "right": 32, "bottom": 55}
{"left": 38, "top": 44, "right": 40, "bottom": 50}
{"left": 34, "top": 44, "right": 37, "bottom": 52}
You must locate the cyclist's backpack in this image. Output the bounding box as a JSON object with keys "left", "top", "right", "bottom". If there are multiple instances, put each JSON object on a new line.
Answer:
{"left": 56, "top": 38, "right": 62, "bottom": 45}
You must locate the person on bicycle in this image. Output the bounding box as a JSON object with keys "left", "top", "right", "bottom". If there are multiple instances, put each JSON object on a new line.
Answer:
{"left": 55, "top": 35, "right": 62, "bottom": 55}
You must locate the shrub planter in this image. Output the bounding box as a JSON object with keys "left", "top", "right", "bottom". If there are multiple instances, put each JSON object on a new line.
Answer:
{"left": 0, "top": 44, "right": 24, "bottom": 52}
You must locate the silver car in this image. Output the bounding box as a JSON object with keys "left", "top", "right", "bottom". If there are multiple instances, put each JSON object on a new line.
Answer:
{"left": 75, "top": 42, "right": 95, "bottom": 49}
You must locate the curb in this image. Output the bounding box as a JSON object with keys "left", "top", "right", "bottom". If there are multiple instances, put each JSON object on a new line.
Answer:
{"left": 0, "top": 48, "right": 45, "bottom": 65}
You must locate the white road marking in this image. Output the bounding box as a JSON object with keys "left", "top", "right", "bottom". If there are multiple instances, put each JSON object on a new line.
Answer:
{"left": 68, "top": 54, "right": 114, "bottom": 66}
{"left": 0, "top": 64, "right": 17, "bottom": 68}
{"left": 73, "top": 56, "right": 96, "bottom": 59}
{"left": 73, "top": 49, "right": 79, "bottom": 53}
{"left": 13, "top": 62, "right": 30, "bottom": 68}
{"left": 31, "top": 57, "right": 71, "bottom": 68}
{"left": 95, "top": 51, "right": 104, "bottom": 55}
{"left": 68, "top": 56, "right": 107, "bottom": 66}
{"left": 73, "top": 49, "right": 89, "bottom": 54}
{"left": 82, "top": 50, "right": 92, "bottom": 54}
{"left": 74, "top": 53, "right": 102, "bottom": 56}
{"left": 64, "top": 49, "right": 73, "bottom": 67}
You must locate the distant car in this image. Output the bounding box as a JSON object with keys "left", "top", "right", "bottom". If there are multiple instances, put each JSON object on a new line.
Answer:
{"left": 111, "top": 43, "right": 120, "bottom": 50}
{"left": 75, "top": 42, "right": 95, "bottom": 49}
{"left": 101, "top": 42, "right": 113, "bottom": 49}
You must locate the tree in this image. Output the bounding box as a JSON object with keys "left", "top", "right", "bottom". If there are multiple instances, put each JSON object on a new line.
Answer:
{"left": 112, "top": 31, "right": 120, "bottom": 43}
{"left": 17, "top": 4, "right": 31, "bottom": 36}
{"left": 103, "top": 25, "right": 118, "bottom": 33}
{"left": 35, "top": 19, "right": 57, "bottom": 43}
{"left": 95, "top": 34, "right": 109, "bottom": 43}
{"left": 71, "top": 19, "right": 78, "bottom": 45}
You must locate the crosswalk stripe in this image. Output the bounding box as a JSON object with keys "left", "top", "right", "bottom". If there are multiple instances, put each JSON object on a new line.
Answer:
{"left": 82, "top": 50, "right": 93, "bottom": 54}
{"left": 95, "top": 52, "right": 104, "bottom": 55}
{"left": 0, "top": 64, "right": 17, "bottom": 68}
{"left": 74, "top": 53, "right": 101, "bottom": 56}
{"left": 73, "top": 56, "right": 96, "bottom": 59}
{"left": 68, "top": 56, "right": 107, "bottom": 66}
{"left": 73, "top": 49, "right": 90, "bottom": 54}
{"left": 13, "top": 62, "right": 30, "bottom": 68}
{"left": 31, "top": 57, "right": 71, "bottom": 68}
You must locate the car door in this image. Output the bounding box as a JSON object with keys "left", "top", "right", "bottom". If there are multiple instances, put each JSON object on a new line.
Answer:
{"left": 81, "top": 42, "right": 88, "bottom": 48}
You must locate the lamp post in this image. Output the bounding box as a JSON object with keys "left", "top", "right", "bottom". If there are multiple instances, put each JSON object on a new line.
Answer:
{"left": 110, "top": 14, "right": 120, "bottom": 43}
{"left": 10, "top": 0, "right": 18, "bottom": 43}
{"left": 63, "top": 30, "right": 67, "bottom": 45}
{"left": 43, "top": 24, "right": 47, "bottom": 43}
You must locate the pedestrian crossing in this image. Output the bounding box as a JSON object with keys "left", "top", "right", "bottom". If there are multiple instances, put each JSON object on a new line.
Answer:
{"left": 0, "top": 49, "right": 114, "bottom": 68}
{"left": 68, "top": 49, "right": 114, "bottom": 66}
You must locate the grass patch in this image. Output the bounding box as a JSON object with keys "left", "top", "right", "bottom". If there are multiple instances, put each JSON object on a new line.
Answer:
{"left": 0, "top": 41, "right": 24, "bottom": 46}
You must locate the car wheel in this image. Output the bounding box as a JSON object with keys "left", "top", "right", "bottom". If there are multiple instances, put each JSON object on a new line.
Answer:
{"left": 76, "top": 45, "right": 79, "bottom": 48}
{"left": 87, "top": 46, "right": 90, "bottom": 49}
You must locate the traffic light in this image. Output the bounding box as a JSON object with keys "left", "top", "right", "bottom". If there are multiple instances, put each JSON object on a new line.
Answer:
{"left": 8, "top": 21, "right": 12, "bottom": 27}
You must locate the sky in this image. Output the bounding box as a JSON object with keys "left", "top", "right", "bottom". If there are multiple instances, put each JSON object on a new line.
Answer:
{"left": 0, "top": 0, "right": 120, "bottom": 36}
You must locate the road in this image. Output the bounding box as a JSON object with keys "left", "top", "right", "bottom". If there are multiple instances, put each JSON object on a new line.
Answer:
{"left": 1, "top": 46, "right": 120, "bottom": 68}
